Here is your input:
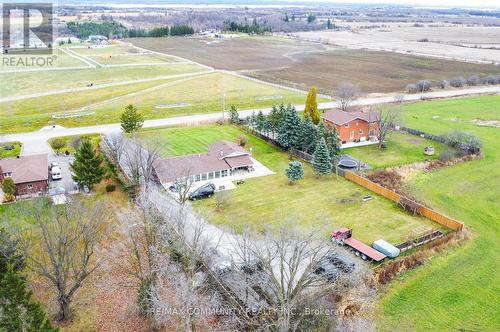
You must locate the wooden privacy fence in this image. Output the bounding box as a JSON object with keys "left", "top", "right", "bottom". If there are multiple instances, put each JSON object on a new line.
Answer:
{"left": 344, "top": 171, "right": 464, "bottom": 231}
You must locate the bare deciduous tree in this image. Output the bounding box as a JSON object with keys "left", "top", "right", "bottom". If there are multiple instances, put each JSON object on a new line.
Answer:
{"left": 121, "top": 136, "right": 164, "bottom": 189}
{"left": 105, "top": 132, "right": 125, "bottom": 162}
{"left": 8, "top": 197, "right": 109, "bottom": 321}
{"left": 377, "top": 106, "right": 401, "bottom": 148}
{"left": 335, "top": 82, "right": 360, "bottom": 112}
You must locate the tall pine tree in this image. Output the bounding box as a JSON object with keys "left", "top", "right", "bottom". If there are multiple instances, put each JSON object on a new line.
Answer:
{"left": 312, "top": 137, "right": 332, "bottom": 177}
{"left": 277, "top": 105, "right": 302, "bottom": 150}
{"left": 300, "top": 118, "right": 318, "bottom": 154}
{"left": 71, "top": 139, "right": 105, "bottom": 190}
{"left": 304, "top": 86, "right": 320, "bottom": 124}
{"left": 318, "top": 122, "right": 341, "bottom": 160}
{"left": 120, "top": 104, "right": 144, "bottom": 133}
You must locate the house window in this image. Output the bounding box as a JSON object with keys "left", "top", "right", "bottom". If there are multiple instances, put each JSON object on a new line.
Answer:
{"left": 27, "top": 184, "right": 33, "bottom": 190}
{"left": 3, "top": 172, "right": 12, "bottom": 177}
{"left": 221, "top": 170, "right": 228, "bottom": 177}
{"left": 195, "top": 174, "right": 201, "bottom": 182}
{"left": 201, "top": 173, "right": 207, "bottom": 181}
{"left": 215, "top": 171, "right": 221, "bottom": 178}
{"left": 359, "top": 129, "right": 363, "bottom": 134}
{"left": 369, "top": 129, "right": 375, "bottom": 137}
{"left": 344, "top": 123, "right": 349, "bottom": 128}
{"left": 350, "top": 131, "right": 354, "bottom": 140}
{"left": 208, "top": 172, "right": 214, "bottom": 180}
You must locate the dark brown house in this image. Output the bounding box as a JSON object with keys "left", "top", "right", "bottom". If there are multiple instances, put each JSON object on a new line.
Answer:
{"left": 0, "top": 154, "right": 49, "bottom": 196}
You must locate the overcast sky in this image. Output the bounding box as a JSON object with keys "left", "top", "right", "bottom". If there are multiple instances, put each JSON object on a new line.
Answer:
{"left": 289, "top": 0, "right": 500, "bottom": 8}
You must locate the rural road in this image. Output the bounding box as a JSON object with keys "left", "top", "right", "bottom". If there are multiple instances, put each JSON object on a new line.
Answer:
{"left": 1, "top": 85, "right": 499, "bottom": 155}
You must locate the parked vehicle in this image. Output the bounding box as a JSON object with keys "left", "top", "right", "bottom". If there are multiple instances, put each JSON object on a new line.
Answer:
{"left": 189, "top": 183, "right": 215, "bottom": 200}
{"left": 331, "top": 228, "right": 386, "bottom": 262}
{"left": 49, "top": 161, "right": 59, "bottom": 170}
{"left": 51, "top": 166, "right": 62, "bottom": 180}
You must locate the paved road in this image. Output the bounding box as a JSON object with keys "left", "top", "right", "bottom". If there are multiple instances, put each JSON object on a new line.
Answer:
{"left": 1, "top": 85, "right": 499, "bottom": 155}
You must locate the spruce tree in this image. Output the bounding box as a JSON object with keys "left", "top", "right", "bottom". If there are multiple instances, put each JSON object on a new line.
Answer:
{"left": 277, "top": 105, "right": 302, "bottom": 150}
{"left": 228, "top": 105, "right": 240, "bottom": 124}
{"left": 120, "top": 104, "right": 144, "bottom": 133}
{"left": 0, "top": 267, "right": 57, "bottom": 332}
{"left": 300, "top": 118, "right": 318, "bottom": 154}
{"left": 318, "top": 122, "right": 341, "bottom": 159}
{"left": 285, "top": 161, "right": 304, "bottom": 185}
{"left": 304, "top": 86, "right": 320, "bottom": 124}
{"left": 312, "top": 137, "right": 332, "bottom": 177}
{"left": 71, "top": 139, "right": 105, "bottom": 190}
{"left": 255, "top": 111, "right": 266, "bottom": 133}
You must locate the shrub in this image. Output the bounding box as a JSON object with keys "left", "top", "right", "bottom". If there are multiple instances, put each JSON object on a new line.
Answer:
{"left": 2, "top": 193, "right": 15, "bottom": 203}
{"left": 438, "top": 80, "right": 449, "bottom": 89}
{"left": 439, "top": 150, "right": 456, "bottom": 162}
{"left": 450, "top": 76, "right": 466, "bottom": 88}
{"left": 237, "top": 135, "right": 247, "bottom": 147}
{"left": 105, "top": 184, "right": 116, "bottom": 192}
{"left": 50, "top": 138, "right": 66, "bottom": 154}
{"left": 1, "top": 177, "right": 16, "bottom": 195}
{"left": 416, "top": 80, "right": 431, "bottom": 92}
{"left": 215, "top": 118, "right": 225, "bottom": 125}
{"left": 466, "top": 75, "right": 480, "bottom": 86}
{"left": 444, "top": 129, "right": 482, "bottom": 154}
{"left": 406, "top": 83, "right": 418, "bottom": 93}
{"left": 366, "top": 170, "right": 402, "bottom": 191}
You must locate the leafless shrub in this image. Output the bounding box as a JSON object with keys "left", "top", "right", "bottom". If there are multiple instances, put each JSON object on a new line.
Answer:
{"left": 450, "top": 76, "right": 467, "bottom": 88}
{"left": 366, "top": 170, "right": 403, "bottom": 191}
{"left": 406, "top": 83, "right": 418, "bottom": 94}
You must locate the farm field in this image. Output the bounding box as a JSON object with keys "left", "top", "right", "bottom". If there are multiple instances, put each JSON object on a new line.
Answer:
{"left": 295, "top": 23, "right": 500, "bottom": 64}
{"left": 0, "top": 63, "right": 207, "bottom": 98}
{"left": 0, "top": 49, "right": 89, "bottom": 73}
{"left": 129, "top": 36, "right": 500, "bottom": 94}
{"left": 139, "top": 124, "right": 443, "bottom": 244}
{"left": 0, "top": 72, "right": 310, "bottom": 133}
{"left": 343, "top": 131, "right": 446, "bottom": 169}
{"left": 378, "top": 95, "right": 500, "bottom": 331}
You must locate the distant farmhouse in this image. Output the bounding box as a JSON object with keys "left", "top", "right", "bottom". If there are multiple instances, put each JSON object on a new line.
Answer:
{"left": 322, "top": 109, "right": 380, "bottom": 146}
{"left": 0, "top": 154, "right": 49, "bottom": 195}
{"left": 153, "top": 140, "right": 256, "bottom": 189}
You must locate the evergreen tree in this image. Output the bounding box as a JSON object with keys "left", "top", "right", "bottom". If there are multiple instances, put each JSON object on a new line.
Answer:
{"left": 0, "top": 267, "right": 57, "bottom": 332}
{"left": 0, "top": 229, "right": 56, "bottom": 331}
{"left": 228, "top": 105, "right": 240, "bottom": 124}
{"left": 247, "top": 111, "right": 257, "bottom": 130}
{"left": 312, "top": 137, "right": 332, "bottom": 177}
{"left": 255, "top": 111, "right": 266, "bottom": 133}
{"left": 268, "top": 104, "right": 286, "bottom": 138}
{"left": 120, "top": 104, "right": 144, "bottom": 133}
{"left": 71, "top": 139, "right": 105, "bottom": 190}
{"left": 300, "top": 118, "right": 318, "bottom": 154}
{"left": 277, "top": 105, "right": 302, "bottom": 150}
{"left": 1, "top": 177, "right": 16, "bottom": 196}
{"left": 317, "top": 122, "right": 341, "bottom": 160}
{"left": 304, "top": 86, "right": 320, "bottom": 124}
{"left": 285, "top": 161, "right": 304, "bottom": 185}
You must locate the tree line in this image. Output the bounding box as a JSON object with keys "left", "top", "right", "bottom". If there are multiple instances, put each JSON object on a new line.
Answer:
{"left": 67, "top": 21, "right": 194, "bottom": 39}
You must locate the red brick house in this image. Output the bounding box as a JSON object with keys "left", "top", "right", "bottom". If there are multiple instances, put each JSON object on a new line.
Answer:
{"left": 0, "top": 154, "right": 49, "bottom": 196}
{"left": 322, "top": 109, "right": 380, "bottom": 145}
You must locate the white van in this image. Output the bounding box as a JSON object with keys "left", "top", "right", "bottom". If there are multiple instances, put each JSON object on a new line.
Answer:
{"left": 51, "top": 166, "right": 62, "bottom": 180}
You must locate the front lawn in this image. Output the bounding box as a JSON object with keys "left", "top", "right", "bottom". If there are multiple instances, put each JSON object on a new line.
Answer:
{"left": 48, "top": 134, "right": 101, "bottom": 155}
{"left": 0, "top": 141, "right": 22, "bottom": 158}
{"left": 342, "top": 131, "right": 446, "bottom": 169}
{"left": 140, "top": 124, "right": 442, "bottom": 244}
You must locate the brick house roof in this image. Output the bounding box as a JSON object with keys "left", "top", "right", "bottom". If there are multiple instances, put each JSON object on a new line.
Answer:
{"left": 153, "top": 140, "right": 253, "bottom": 184}
{"left": 323, "top": 109, "right": 380, "bottom": 126}
{"left": 0, "top": 154, "right": 48, "bottom": 184}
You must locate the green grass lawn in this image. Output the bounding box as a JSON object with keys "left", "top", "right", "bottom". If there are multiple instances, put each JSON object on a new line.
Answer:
{"left": 0, "top": 49, "right": 88, "bottom": 73}
{"left": 139, "top": 124, "right": 442, "bottom": 244}
{"left": 48, "top": 134, "right": 101, "bottom": 155}
{"left": 0, "top": 141, "right": 22, "bottom": 158}
{"left": 378, "top": 95, "right": 500, "bottom": 331}
{"left": 0, "top": 72, "right": 310, "bottom": 134}
{"left": 0, "top": 63, "right": 206, "bottom": 97}
{"left": 343, "top": 131, "right": 446, "bottom": 169}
